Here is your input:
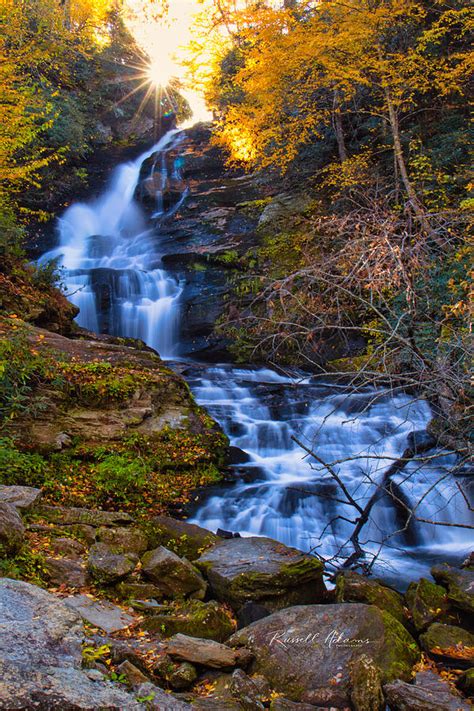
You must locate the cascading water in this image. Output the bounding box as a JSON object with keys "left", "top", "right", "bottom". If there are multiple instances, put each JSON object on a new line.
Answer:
{"left": 40, "top": 131, "right": 472, "bottom": 585}
{"left": 39, "top": 129, "right": 184, "bottom": 357}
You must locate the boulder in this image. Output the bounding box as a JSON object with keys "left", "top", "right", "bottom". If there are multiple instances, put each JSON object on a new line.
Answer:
{"left": 457, "top": 667, "right": 474, "bottom": 696}
{"left": 141, "top": 599, "right": 235, "bottom": 641}
{"left": 87, "top": 542, "right": 138, "bottom": 584}
{"left": 269, "top": 700, "right": 319, "bottom": 711}
{"left": 349, "top": 654, "right": 384, "bottom": 711}
{"left": 196, "top": 537, "right": 325, "bottom": 611}
{"left": 419, "top": 623, "right": 474, "bottom": 664}
{"left": 35, "top": 504, "right": 134, "bottom": 527}
{"left": 431, "top": 563, "right": 474, "bottom": 615}
{"left": 237, "top": 601, "right": 271, "bottom": 629}
{"left": 45, "top": 557, "right": 88, "bottom": 588}
{"left": 229, "top": 669, "right": 270, "bottom": 710}
{"left": 0, "top": 578, "right": 143, "bottom": 709}
{"left": 166, "top": 633, "right": 253, "bottom": 669}
{"left": 258, "top": 193, "right": 312, "bottom": 227}
{"left": 405, "top": 577, "right": 450, "bottom": 631}
{"left": 0, "top": 502, "right": 25, "bottom": 555}
{"left": 336, "top": 571, "right": 408, "bottom": 626}
{"left": 141, "top": 546, "right": 207, "bottom": 599}
{"left": 50, "top": 537, "right": 87, "bottom": 559}
{"left": 0, "top": 485, "right": 42, "bottom": 510}
{"left": 135, "top": 681, "right": 191, "bottom": 709}
{"left": 116, "top": 581, "right": 164, "bottom": 601}
{"left": 229, "top": 604, "right": 420, "bottom": 704}
{"left": 384, "top": 670, "right": 471, "bottom": 710}
{"left": 65, "top": 594, "right": 135, "bottom": 633}
{"left": 146, "top": 515, "right": 218, "bottom": 560}
{"left": 169, "top": 661, "right": 198, "bottom": 690}
{"left": 116, "top": 660, "right": 150, "bottom": 687}
{"left": 96, "top": 526, "right": 149, "bottom": 555}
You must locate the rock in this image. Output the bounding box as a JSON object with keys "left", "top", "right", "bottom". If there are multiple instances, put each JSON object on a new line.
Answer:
{"left": 141, "top": 599, "right": 235, "bottom": 641}
{"left": 216, "top": 528, "right": 241, "bottom": 539}
{"left": 419, "top": 623, "right": 474, "bottom": 664}
{"left": 169, "top": 661, "right": 198, "bottom": 690}
{"left": 229, "top": 669, "right": 270, "bottom": 710}
{"left": 270, "top": 700, "right": 319, "bottom": 710}
{"left": 336, "top": 571, "right": 408, "bottom": 626}
{"left": 406, "top": 430, "right": 437, "bottom": 454}
{"left": 462, "top": 552, "right": 474, "bottom": 569}
{"left": 96, "top": 526, "right": 149, "bottom": 555}
{"left": 135, "top": 682, "right": 192, "bottom": 709}
{"left": 65, "top": 594, "right": 135, "bottom": 633}
{"left": 166, "top": 634, "right": 253, "bottom": 669}
{"left": 141, "top": 546, "right": 207, "bottom": 599}
{"left": 384, "top": 670, "right": 471, "bottom": 710}
{"left": 36, "top": 504, "right": 134, "bottom": 527}
{"left": 45, "top": 557, "right": 88, "bottom": 588}
{"left": 0, "top": 484, "right": 42, "bottom": 510}
{"left": 116, "top": 581, "right": 164, "bottom": 601}
{"left": 196, "top": 537, "right": 325, "bottom": 611}
{"left": 457, "top": 667, "right": 474, "bottom": 695}
{"left": 109, "top": 638, "right": 157, "bottom": 672}
{"left": 229, "top": 603, "right": 420, "bottom": 704}
{"left": 258, "top": 193, "right": 312, "bottom": 227}
{"left": 117, "top": 659, "right": 150, "bottom": 687}
{"left": 237, "top": 602, "right": 271, "bottom": 629}
{"left": 0, "top": 578, "right": 142, "bottom": 709}
{"left": 147, "top": 515, "right": 218, "bottom": 560}
{"left": 50, "top": 536, "right": 87, "bottom": 558}
{"left": 0, "top": 502, "right": 25, "bottom": 554}
{"left": 88, "top": 542, "right": 138, "bottom": 584}
{"left": 431, "top": 563, "right": 474, "bottom": 615}
{"left": 349, "top": 654, "right": 384, "bottom": 711}
{"left": 405, "top": 577, "right": 450, "bottom": 631}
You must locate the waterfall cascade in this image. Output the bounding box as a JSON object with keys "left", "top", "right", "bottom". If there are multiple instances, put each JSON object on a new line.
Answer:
{"left": 40, "top": 130, "right": 472, "bottom": 585}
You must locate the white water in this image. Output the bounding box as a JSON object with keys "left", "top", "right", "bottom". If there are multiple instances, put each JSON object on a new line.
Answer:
{"left": 41, "top": 132, "right": 472, "bottom": 584}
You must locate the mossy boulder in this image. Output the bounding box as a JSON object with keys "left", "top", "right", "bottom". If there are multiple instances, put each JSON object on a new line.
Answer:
{"left": 141, "top": 599, "right": 235, "bottom": 641}
{"left": 87, "top": 542, "right": 138, "bottom": 585}
{"left": 144, "top": 515, "right": 218, "bottom": 561}
{"left": 335, "top": 571, "right": 408, "bottom": 627}
{"left": 96, "top": 526, "right": 149, "bottom": 556}
{"left": 115, "top": 581, "right": 164, "bottom": 601}
{"left": 141, "top": 546, "right": 207, "bottom": 599}
{"left": 196, "top": 537, "right": 325, "bottom": 611}
{"left": 419, "top": 623, "right": 474, "bottom": 664}
{"left": 405, "top": 578, "right": 450, "bottom": 631}
{"left": 457, "top": 667, "right": 474, "bottom": 696}
{"left": 384, "top": 670, "right": 471, "bottom": 711}
{"left": 431, "top": 563, "right": 474, "bottom": 615}
{"left": 229, "top": 604, "right": 420, "bottom": 705}
{"left": 349, "top": 654, "right": 384, "bottom": 711}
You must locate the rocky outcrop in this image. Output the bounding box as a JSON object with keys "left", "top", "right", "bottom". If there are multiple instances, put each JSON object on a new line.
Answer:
{"left": 196, "top": 536, "right": 325, "bottom": 611}
{"left": 229, "top": 603, "right": 420, "bottom": 705}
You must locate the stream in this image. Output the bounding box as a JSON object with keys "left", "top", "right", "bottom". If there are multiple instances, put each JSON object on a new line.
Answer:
{"left": 39, "top": 128, "right": 472, "bottom": 587}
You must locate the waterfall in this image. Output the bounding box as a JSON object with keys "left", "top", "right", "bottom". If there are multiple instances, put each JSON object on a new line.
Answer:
{"left": 39, "top": 129, "right": 183, "bottom": 357}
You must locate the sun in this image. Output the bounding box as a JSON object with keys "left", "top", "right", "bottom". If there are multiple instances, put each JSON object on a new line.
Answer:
{"left": 146, "top": 54, "right": 177, "bottom": 89}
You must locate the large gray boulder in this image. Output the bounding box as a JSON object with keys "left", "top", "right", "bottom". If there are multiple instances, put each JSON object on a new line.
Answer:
{"left": 0, "top": 578, "right": 143, "bottom": 709}
{"left": 0, "top": 502, "right": 25, "bottom": 555}
{"left": 0, "top": 485, "right": 42, "bottom": 510}
{"left": 384, "top": 670, "right": 471, "bottom": 710}
{"left": 196, "top": 537, "right": 325, "bottom": 611}
{"left": 229, "top": 603, "right": 420, "bottom": 706}
{"left": 141, "top": 546, "right": 207, "bottom": 599}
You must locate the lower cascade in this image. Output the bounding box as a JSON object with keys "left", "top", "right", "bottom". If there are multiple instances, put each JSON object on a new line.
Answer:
{"left": 40, "top": 128, "right": 471, "bottom": 584}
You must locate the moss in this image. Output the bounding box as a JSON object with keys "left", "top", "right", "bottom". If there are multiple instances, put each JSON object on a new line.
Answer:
{"left": 141, "top": 599, "right": 235, "bottom": 641}
{"left": 405, "top": 578, "right": 449, "bottom": 631}
{"left": 376, "top": 609, "right": 421, "bottom": 682}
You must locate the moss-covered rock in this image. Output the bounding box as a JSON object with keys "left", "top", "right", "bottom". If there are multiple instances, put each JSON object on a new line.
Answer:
{"left": 141, "top": 599, "right": 235, "bottom": 641}
{"left": 115, "top": 581, "right": 164, "bottom": 601}
{"left": 95, "top": 526, "right": 149, "bottom": 555}
{"left": 349, "top": 654, "right": 384, "bottom": 711}
{"left": 419, "top": 623, "right": 474, "bottom": 664}
{"left": 457, "top": 667, "right": 474, "bottom": 696}
{"left": 229, "top": 604, "right": 420, "bottom": 704}
{"left": 87, "top": 542, "right": 138, "bottom": 585}
{"left": 196, "top": 536, "right": 325, "bottom": 611}
{"left": 141, "top": 546, "right": 207, "bottom": 599}
{"left": 405, "top": 578, "right": 450, "bottom": 631}
{"left": 431, "top": 563, "right": 474, "bottom": 615}
{"left": 336, "top": 571, "right": 408, "bottom": 627}
{"left": 143, "top": 515, "right": 218, "bottom": 561}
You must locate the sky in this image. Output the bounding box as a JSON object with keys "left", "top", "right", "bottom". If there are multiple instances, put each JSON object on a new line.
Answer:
{"left": 124, "top": 0, "right": 213, "bottom": 124}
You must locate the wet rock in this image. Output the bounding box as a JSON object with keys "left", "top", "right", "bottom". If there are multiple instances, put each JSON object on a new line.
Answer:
{"left": 141, "top": 546, "right": 207, "bottom": 599}
{"left": 50, "top": 536, "right": 87, "bottom": 559}
{"left": 0, "top": 578, "right": 142, "bottom": 709}
{"left": 36, "top": 504, "right": 134, "bottom": 527}
{"left": 65, "top": 594, "right": 135, "bottom": 633}
{"left": 135, "top": 681, "right": 192, "bottom": 709}
{"left": 0, "top": 484, "right": 42, "bottom": 510}
{"left": 229, "top": 603, "right": 420, "bottom": 704}
{"left": 196, "top": 536, "right": 325, "bottom": 611}
{"left": 406, "top": 430, "right": 437, "bottom": 454}
{"left": 45, "top": 557, "right": 88, "bottom": 588}
{"left": 336, "top": 571, "right": 408, "bottom": 626}
{"left": 142, "top": 599, "right": 235, "bottom": 641}
{"left": 96, "top": 526, "right": 149, "bottom": 555}
{"left": 88, "top": 542, "right": 138, "bottom": 584}
{"left": 116, "top": 581, "right": 164, "bottom": 601}
{"left": 457, "top": 667, "right": 474, "bottom": 696}
{"left": 237, "top": 602, "right": 271, "bottom": 629}
{"left": 147, "top": 515, "right": 219, "bottom": 560}
{"left": 405, "top": 577, "right": 450, "bottom": 631}
{"left": 431, "top": 563, "right": 474, "bottom": 615}
{"left": 169, "top": 661, "right": 198, "bottom": 690}
{"left": 216, "top": 528, "right": 241, "bottom": 539}
{"left": 384, "top": 670, "right": 471, "bottom": 710}
{"left": 166, "top": 633, "right": 253, "bottom": 669}
{"left": 0, "top": 502, "right": 25, "bottom": 554}
{"left": 229, "top": 669, "right": 270, "bottom": 710}
{"left": 419, "top": 622, "right": 474, "bottom": 664}
{"left": 117, "top": 659, "right": 150, "bottom": 687}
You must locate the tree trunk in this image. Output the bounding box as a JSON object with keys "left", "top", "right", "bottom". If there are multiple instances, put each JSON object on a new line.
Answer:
{"left": 333, "top": 91, "right": 347, "bottom": 162}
